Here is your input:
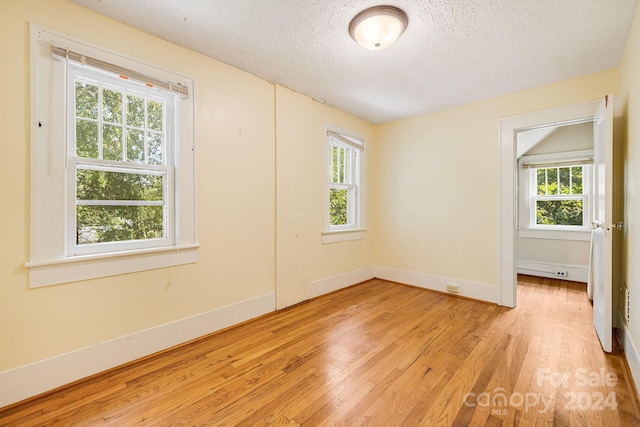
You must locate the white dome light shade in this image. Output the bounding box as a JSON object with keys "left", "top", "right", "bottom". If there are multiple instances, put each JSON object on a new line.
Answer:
{"left": 349, "top": 6, "right": 408, "bottom": 50}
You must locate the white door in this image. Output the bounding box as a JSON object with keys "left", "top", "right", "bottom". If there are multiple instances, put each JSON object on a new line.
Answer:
{"left": 592, "top": 95, "right": 614, "bottom": 353}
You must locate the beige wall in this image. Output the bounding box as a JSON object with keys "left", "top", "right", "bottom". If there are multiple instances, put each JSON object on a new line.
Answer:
{"left": 375, "top": 69, "right": 619, "bottom": 286}
{"left": 275, "top": 86, "right": 375, "bottom": 309}
{"left": 620, "top": 2, "right": 640, "bottom": 358}
{"left": 276, "top": 85, "right": 314, "bottom": 309}
{"left": 0, "top": 0, "right": 633, "bottom": 389}
{"left": 525, "top": 121, "right": 593, "bottom": 155}
{"left": 0, "top": 0, "right": 275, "bottom": 370}
{"left": 0, "top": 0, "right": 374, "bottom": 373}
{"left": 310, "top": 102, "right": 376, "bottom": 281}
{"left": 517, "top": 239, "right": 590, "bottom": 268}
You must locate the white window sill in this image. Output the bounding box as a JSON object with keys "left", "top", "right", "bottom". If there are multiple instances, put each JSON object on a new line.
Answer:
{"left": 518, "top": 228, "right": 590, "bottom": 242}
{"left": 25, "top": 244, "right": 199, "bottom": 288}
{"left": 322, "top": 229, "right": 367, "bottom": 244}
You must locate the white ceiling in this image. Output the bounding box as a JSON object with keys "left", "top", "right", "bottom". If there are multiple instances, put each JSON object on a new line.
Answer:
{"left": 70, "top": 0, "right": 638, "bottom": 124}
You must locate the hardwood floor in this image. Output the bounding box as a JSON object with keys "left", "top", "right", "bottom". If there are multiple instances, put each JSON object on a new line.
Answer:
{"left": 1, "top": 275, "right": 639, "bottom": 426}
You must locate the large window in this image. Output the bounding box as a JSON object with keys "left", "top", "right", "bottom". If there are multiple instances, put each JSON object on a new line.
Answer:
{"left": 323, "top": 126, "right": 365, "bottom": 243}
{"left": 70, "top": 67, "right": 174, "bottom": 254}
{"left": 28, "top": 25, "right": 198, "bottom": 287}
{"left": 519, "top": 151, "right": 592, "bottom": 232}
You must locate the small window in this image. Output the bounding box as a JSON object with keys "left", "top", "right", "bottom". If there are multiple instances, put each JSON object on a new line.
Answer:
{"left": 329, "top": 141, "right": 359, "bottom": 228}
{"left": 518, "top": 151, "right": 592, "bottom": 232}
{"left": 323, "top": 126, "right": 365, "bottom": 242}
{"left": 533, "top": 165, "right": 585, "bottom": 227}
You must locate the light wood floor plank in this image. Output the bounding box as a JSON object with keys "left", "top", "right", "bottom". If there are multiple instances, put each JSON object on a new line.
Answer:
{"left": 1, "top": 276, "right": 639, "bottom": 426}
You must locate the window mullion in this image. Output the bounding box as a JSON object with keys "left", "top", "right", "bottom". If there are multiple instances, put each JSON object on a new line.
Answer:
{"left": 569, "top": 166, "right": 573, "bottom": 195}
{"left": 330, "top": 183, "right": 356, "bottom": 190}
{"left": 329, "top": 144, "right": 334, "bottom": 183}
{"left": 144, "top": 93, "right": 149, "bottom": 164}
{"left": 343, "top": 147, "right": 348, "bottom": 184}
{"left": 339, "top": 146, "right": 344, "bottom": 183}
{"left": 336, "top": 145, "right": 341, "bottom": 183}
{"left": 346, "top": 147, "right": 352, "bottom": 184}
{"left": 345, "top": 147, "right": 349, "bottom": 183}
{"left": 98, "top": 81, "right": 104, "bottom": 160}
{"left": 121, "top": 89, "right": 127, "bottom": 162}
{"left": 76, "top": 158, "right": 168, "bottom": 173}
{"left": 545, "top": 169, "right": 548, "bottom": 195}
{"left": 77, "top": 200, "right": 164, "bottom": 207}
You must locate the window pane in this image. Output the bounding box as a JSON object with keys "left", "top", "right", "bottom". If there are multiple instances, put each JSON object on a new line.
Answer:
{"left": 344, "top": 148, "right": 352, "bottom": 184}
{"left": 75, "top": 80, "right": 98, "bottom": 119}
{"left": 127, "top": 93, "right": 145, "bottom": 128}
{"left": 102, "top": 86, "right": 123, "bottom": 124}
{"left": 547, "top": 168, "right": 558, "bottom": 195}
{"left": 536, "top": 199, "right": 583, "bottom": 226}
{"left": 572, "top": 166, "right": 583, "bottom": 194}
{"left": 127, "top": 129, "right": 145, "bottom": 163}
{"left": 77, "top": 205, "right": 164, "bottom": 244}
{"left": 77, "top": 169, "right": 163, "bottom": 201}
{"left": 339, "top": 147, "right": 345, "bottom": 183}
{"left": 148, "top": 98, "right": 164, "bottom": 131}
{"left": 330, "top": 188, "right": 349, "bottom": 226}
{"left": 103, "top": 124, "right": 123, "bottom": 161}
{"left": 76, "top": 119, "right": 98, "bottom": 158}
{"left": 148, "top": 132, "right": 164, "bottom": 165}
{"left": 331, "top": 145, "right": 338, "bottom": 183}
{"left": 559, "top": 167, "right": 570, "bottom": 194}
{"left": 537, "top": 169, "right": 546, "bottom": 196}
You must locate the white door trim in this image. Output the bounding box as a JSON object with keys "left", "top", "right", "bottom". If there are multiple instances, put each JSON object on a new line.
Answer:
{"left": 498, "top": 100, "right": 602, "bottom": 307}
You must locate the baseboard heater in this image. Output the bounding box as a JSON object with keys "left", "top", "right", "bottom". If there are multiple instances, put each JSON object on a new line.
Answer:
{"left": 517, "top": 260, "right": 588, "bottom": 283}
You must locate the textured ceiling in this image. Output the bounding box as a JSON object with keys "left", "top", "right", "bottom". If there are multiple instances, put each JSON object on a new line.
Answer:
{"left": 70, "top": 0, "right": 638, "bottom": 123}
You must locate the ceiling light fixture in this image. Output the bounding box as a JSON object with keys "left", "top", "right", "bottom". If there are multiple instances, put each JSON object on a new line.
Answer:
{"left": 349, "top": 5, "right": 408, "bottom": 51}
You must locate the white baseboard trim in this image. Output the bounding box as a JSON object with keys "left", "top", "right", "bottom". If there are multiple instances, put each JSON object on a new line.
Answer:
{"left": 0, "top": 292, "right": 276, "bottom": 408}
{"left": 374, "top": 266, "right": 498, "bottom": 304}
{"left": 616, "top": 309, "right": 640, "bottom": 397}
{"left": 310, "top": 266, "right": 375, "bottom": 298}
{"left": 517, "top": 260, "right": 588, "bottom": 283}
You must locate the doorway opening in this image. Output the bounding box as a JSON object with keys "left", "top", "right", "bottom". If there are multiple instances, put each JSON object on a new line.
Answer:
{"left": 515, "top": 121, "right": 594, "bottom": 289}
{"left": 498, "top": 99, "right": 604, "bottom": 308}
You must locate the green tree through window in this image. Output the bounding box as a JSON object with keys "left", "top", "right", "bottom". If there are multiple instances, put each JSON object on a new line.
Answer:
{"left": 534, "top": 166, "right": 584, "bottom": 226}
{"left": 72, "top": 68, "right": 171, "bottom": 247}
{"left": 330, "top": 188, "right": 348, "bottom": 226}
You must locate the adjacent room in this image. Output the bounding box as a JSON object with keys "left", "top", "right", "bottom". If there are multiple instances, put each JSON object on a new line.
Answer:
{"left": 516, "top": 122, "right": 594, "bottom": 283}
{"left": 2, "top": 0, "right": 640, "bottom": 425}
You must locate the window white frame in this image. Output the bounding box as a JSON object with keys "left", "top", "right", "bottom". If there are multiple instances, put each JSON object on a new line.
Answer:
{"left": 67, "top": 66, "right": 176, "bottom": 256}
{"left": 322, "top": 124, "right": 366, "bottom": 243}
{"left": 518, "top": 149, "right": 593, "bottom": 238}
{"left": 27, "top": 24, "right": 198, "bottom": 288}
